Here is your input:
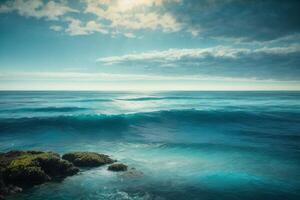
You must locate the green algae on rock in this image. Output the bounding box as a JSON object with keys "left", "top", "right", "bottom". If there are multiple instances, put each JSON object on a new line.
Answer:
{"left": 62, "top": 152, "right": 114, "bottom": 167}
{"left": 34, "top": 153, "right": 79, "bottom": 177}
{"left": 0, "top": 150, "right": 79, "bottom": 198}
{"left": 108, "top": 163, "right": 128, "bottom": 172}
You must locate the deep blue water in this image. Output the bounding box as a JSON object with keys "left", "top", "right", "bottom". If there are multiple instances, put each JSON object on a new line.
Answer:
{"left": 0, "top": 91, "right": 300, "bottom": 200}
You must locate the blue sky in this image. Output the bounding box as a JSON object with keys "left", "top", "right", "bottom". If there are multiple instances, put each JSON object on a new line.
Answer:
{"left": 0, "top": 0, "right": 299, "bottom": 90}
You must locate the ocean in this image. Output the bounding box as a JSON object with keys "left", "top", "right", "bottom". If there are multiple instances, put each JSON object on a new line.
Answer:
{"left": 0, "top": 91, "right": 299, "bottom": 200}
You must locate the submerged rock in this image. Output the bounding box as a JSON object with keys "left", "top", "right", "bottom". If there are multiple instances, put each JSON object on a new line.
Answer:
{"left": 0, "top": 150, "right": 79, "bottom": 198}
{"left": 120, "top": 168, "right": 143, "bottom": 178}
{"left": 108, "top": 163, "right": 128, "bottom": 172}
{"left": 62, "top": 152, "right": 114, "bottom": 167}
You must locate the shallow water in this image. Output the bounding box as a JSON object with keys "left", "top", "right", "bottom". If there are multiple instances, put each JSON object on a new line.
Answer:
{"left": 0, "top": 91, "right": 300, "bottom": 200}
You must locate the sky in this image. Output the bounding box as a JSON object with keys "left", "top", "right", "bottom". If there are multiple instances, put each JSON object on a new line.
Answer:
{"left": 0, "top": 0, "right": 300, "bottom": 90}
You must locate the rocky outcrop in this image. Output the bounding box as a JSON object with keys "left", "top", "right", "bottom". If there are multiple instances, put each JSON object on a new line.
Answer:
{"left": 107, "top": 163, "right": 128, "bottom": 172}
{"left": 0, "top": 151, "right": 79, "bottom": 198}
{"left": 62, "top": 152, "right": 114, "bottom": 167}
{"left": 0, "top": 150, "right": 131, "bottom": 199}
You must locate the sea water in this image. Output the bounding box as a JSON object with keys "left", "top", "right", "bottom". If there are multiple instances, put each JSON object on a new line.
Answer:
{"left": 0, "top": 91, "right": 299, "bottom": 200}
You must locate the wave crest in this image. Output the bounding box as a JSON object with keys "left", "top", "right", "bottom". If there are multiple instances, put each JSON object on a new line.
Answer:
{"left": 0, "top": 109, "right": 299, "bottom": 133}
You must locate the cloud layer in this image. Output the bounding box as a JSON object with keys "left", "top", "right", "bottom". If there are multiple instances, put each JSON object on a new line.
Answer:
{"left": 172, "top": 0, "right": 300, "bottom": 42}
{"left": 0, "top": 0, "right": 185, "bottom": 37}
{"left": 1, "top": 0, "right": 300, "bottom": 41}
{"left": 83, "top": 0, "right": 183, "bottom": 33}
{"left": 97, "top": 45, "right": 300, "bottom": 81}
{"left": 0, "top": 0, "right": 77, "bottom": 20}
{"left": 0, "top": 0, "right": 299, "bottom": 87}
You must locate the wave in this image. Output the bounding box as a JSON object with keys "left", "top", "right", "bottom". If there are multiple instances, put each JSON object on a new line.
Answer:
{"left": 73, "top": 98, "right": 112, "bottom": 102}
{"left": 117, "top": 96, "right": 201, "bottom": 101}
{"left": 1, "top": 109, "right": 299, "bottom": 134}
{"left": 0, "top": 106, "right": 88, "bottom": 113}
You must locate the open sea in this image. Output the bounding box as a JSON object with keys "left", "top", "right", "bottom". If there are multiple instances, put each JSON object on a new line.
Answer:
{"left": 0, "top": 91, "right": 300, "bottom": 200}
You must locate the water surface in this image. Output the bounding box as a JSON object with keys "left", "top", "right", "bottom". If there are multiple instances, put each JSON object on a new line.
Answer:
{"left": 0, "top": 91, "right": 300, "bottom": 200}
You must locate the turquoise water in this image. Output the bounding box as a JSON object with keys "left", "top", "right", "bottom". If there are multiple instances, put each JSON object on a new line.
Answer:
{"left": 0, "top": 91, "right": 300, "bottom": 200}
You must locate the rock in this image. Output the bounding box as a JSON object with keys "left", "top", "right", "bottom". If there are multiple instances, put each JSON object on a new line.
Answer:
{"left": 0, "top": 174, "right": 8, "bottom": 196}
{"left": 35, "top": 153, "right": 79, "bottom": 177}
{"left": 0, "top": 151, "right": 79, "bottom": 190}
{"left": 107, "top": 163, "right": 128, "bottom": 172}
{"left": 62, "top": 152, "right": 114, "bottom": 167}
{"left": 4, "top": 165, "right": 50, "bottom": 187}
{"left": 7, "top": 185, "right": 22, "bottom": 194}
{"left": 120, "top": 168, "right": 143, "bottom": 178}
{"left": 0, "top": 150, "right": 120, "bottom": 199}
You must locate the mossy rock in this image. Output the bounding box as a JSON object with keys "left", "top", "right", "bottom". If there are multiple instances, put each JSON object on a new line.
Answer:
{"left": 4, "top": 166, "right": 50, "bottom": 187}
{"left": 0, "top": 151, "right": 79, "bottom": 189}
{"left": 35, "top": 153, "right": 78, "bottom": 177}
{"left": 107, "top": 163, "right": 128, "bottom": 172}
{"left": 62, "top": 152, "right": 114, "bottom": 167}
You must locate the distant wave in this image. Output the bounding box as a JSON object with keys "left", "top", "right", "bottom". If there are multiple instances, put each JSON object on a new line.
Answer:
{"left": 117, "top": 96, "right": 201, "bottom": 101}
{"left": 0, "top": 106, "right": 88, "bottom": 113}
{"left": 73, "top": 98, "right": 112, "bottom": 102}
{"left": 1, "top": 109, "right": 299, "bottom": 134}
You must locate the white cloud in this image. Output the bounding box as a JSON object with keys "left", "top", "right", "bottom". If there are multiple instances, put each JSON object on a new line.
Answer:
{"left": 253, "top": 45, "right": 300, "bottom": 55}
{"left": 97, "top": 45, "right": 300, "bottom": 65}
{"left": 188, "top": 27, "right": 201, "bottom": 37}
{"left": 95, "top": 45, "right": 300, "bottom": 81}
{"left": 124, "top": 32, "right": 136, "bottom": 38}
{"left": 0, "top": 0, "right": 197, "bottom": 37}
{"left": 82, "top": 0, "right": 183, "bottom": 33}
{"left": 0, "top": 0, "right": 78, "bottom": 20}
{"left": 97, "top": 46, "right": 250, "bottom": 65}
{"left": 65, "top": 18, "right": 108, "bottom": 36}
{"left": 50, "top": 25, "right": 63, "bottom": 31}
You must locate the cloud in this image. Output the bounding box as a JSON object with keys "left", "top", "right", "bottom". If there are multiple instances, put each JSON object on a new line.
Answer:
{"left": 123, "top": 32, "right": 136, "bottom": 38}
{"left": 97, "top": 47, "right": 251, "bottom": 65}
{"left": 1, "top": 0, "right": 299, "bottom": 41}
{"left": 0, "top": 0, "right": 188, "bottom": 37}
{"left": 171, "top": 0, "right": 300, "bottom": 42}
{"left": 50, "top": 25, "right": 63, "bottom": 31}
{"left": 65, "top": 18, "right": 108, "bottom": 36}
{"left": 82, "top": 0, "right": 185, "bottom": 34}
{"left": 0, "top": 0, "right": 78, "bottom": 20}
{"left": 97, "top": 45, "right": 300, "bottom": 81}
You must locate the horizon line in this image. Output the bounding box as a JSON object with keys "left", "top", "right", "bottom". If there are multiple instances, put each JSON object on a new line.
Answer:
{"left": 0, "top": 89, "right": 299, "bottom": 92}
